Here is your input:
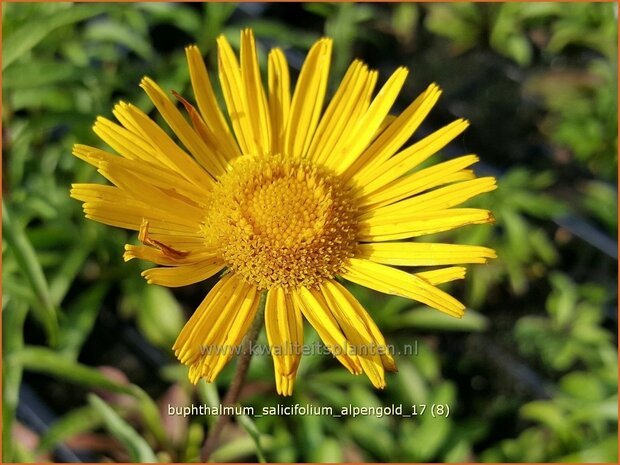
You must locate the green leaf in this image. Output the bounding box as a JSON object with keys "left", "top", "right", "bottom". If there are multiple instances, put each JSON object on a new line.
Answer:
{"left": 84, "top": 19, "right": 154, "bottom": 61}
{"left": 2, "top": 201, "right": 58, "bottom": 345}
{"left": 57, "top": 284, "right": 108, "bottom": 359}
{"left": 11, "top": 346, "right": 134, "bottom": 395}
{"left": 137, "top": 285, "right": 185, "bottom": 350}
{"left": 49, "top": 239, "right": 94, "bottom": 306}
{"left": 559, "top": 371, "right": 606, "bottom": 401}
{"left": 313, "top": 438, "right": 344, "bottom": 463}
{"left": 237, "top": 413, "right": 267, "bottom": 463}
{"left": 210, "top": 435, "right": 274, "bottom": 462}
{"left": 88, "top": 394, "right": 157, "bottom": 463}
{"left": 2, "top": 4, "right": 107, "bottom": 70}
{"left": 37, "top": 405, "right": 104, "bottom": 452}
{"left": 3, "top": 61, "right": 79, "bottom": 90}
{"left": 130, "top": 385, "right": 169, "bottom": 448}
{"left": 393, "top": 308, "right": 488, "bottom": 332}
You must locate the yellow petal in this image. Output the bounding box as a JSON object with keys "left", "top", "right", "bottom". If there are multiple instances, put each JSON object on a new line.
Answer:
{"left": 353, "top": 118, "right": 470, "bottom": 188}
{"left": 308, "top": 60, "right": 371, "bottom": 165}
{"left": 205, "top": 284, "right": 260, "bottom": 381}
{"left": 268, "top": 48, "right": 291, "bottom": 156}
{"left": 70, "top": 184, "right": 205, "bottom": 246}
{"left": 141, "top": 257, "right": 225, "bottom": 287}
{"left": 93, "top": 117, "right": 156, "bottom": 163}
{"left": 344, "top": 83, "right": 441, "bottom": 180}
{"left": 358, "top": 208, "right": 495, "bottom": 241}
{"left": 328, "top": 67, "right": 409, "bottom": 174}
{"left": 112, "top": 102, "right": 215, "bottom": 188}
{"left": 359, "top": 154, "right": 480, "bottom": 209}
{"left": 416, "top": 267, "right": 467, "bottom": 286}
{"left": 357, "top": 242, "right": 497, "bottom": 266}
{"left": 123, "top": 244, "right": 216, "bottom": 267}
{"left": 266, "top": 287, "right": 303, "bottom": 396}
{"left": 186, "top": 45, "right": 241, "bottom": 159}
{"left": 174, "top": 275, "right": 235, "bottom": 363}
{"left": 95, "top": 161, "right": 205, "bottom": 222}
{"left": 217, "top": 33, "right": 259, "bottom": 156}
{"left": 240, "top": 29, "right": 272, "bottom": 156}
{"left": 72, "top": 144, "right": 210, "bottom": 201}
{"left": 361, "top": 177, "right": 497, "bottom": 219}
{"left": 342, "top": 258, "right": 465, "bottom": 317}
{"left": 320, "top": 280, "right": 393, "bottom": 388}
{"left": 284, "top": 38, "right": 333, "bottom": 159}
{"left": 292, "top": 286, "right": 361, "bottom": 374}
{"left": 140, "top": 77, "right": 229, "bottom": 177}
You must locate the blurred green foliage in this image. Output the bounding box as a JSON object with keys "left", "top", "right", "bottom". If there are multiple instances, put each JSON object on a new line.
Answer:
{"left": 2, "top": 2, "right": 617, "bottom": 463}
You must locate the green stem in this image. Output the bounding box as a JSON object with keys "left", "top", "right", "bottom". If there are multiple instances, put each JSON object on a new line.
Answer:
{"left": 200, "top": 292, "right": 266, "bottom": 462}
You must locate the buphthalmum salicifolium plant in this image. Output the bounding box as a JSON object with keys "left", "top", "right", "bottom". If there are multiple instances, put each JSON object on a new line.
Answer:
{"left": 71, "top": 29, "right": 496, "bottom": 396}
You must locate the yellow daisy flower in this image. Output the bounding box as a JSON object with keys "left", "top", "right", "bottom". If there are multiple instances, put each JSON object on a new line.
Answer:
{"left": 71, "top": 29, "right": 496, "bottom": 396}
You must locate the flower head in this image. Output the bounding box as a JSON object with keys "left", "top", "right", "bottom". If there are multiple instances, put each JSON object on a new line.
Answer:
{"left": 71, "top": 29, "right": 496, "bottom": 395}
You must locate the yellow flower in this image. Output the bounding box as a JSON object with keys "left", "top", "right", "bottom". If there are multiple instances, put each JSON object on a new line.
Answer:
{"left": 71, "top": 29, "right": 496, "bottom": 396}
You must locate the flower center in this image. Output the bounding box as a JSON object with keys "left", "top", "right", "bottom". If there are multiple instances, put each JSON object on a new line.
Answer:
{"left": 202, "top": 155, "right": 358, "bottom": 290}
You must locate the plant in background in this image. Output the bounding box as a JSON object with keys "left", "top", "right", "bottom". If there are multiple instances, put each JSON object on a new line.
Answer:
{"left": 4, "top": 3, "right": 616, "bottom": 463}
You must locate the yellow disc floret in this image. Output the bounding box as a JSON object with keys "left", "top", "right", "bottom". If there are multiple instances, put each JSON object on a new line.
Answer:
{"left": 202, "top": 155, "right": 358, "bottom": 289}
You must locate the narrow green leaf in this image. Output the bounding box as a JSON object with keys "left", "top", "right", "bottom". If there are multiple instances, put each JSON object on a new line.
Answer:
{"left": 2, "top": 201, "right": 58, "bottom": 345}
{"left": 197, "top": 379, "right": 221, "bottom": 426}
{"left": 49, "top": 239, "right": 94, "bottom": 306}
{"left": 129, "top": 385, "right": 169, "bottom": 448}
{"left": 313, "top": 438, "right": 343, "bottom": 463}
{"left": 3, "top": 61, "right": 78, "bottom": 90}
{"left": 11, "top": 346, "right": 134, "bottom": 395}
{"left": 57, "top": 283, "right": 108, "bottom": 360}
{"left": 388, "top": 308, "right": 489, "bottom": 332}
{"left": 210, "top": 435, "right": 273, "bottom": 463}
{"left": 84, "top": 20, "right": 154, "bottom": 61}
{"left": 2, "top": 4, "right": 107, "bottom": 70}
{"left": 88, "top": 394, "right": 157, "bottom": 463}
{"left": 237, "top": 413, "right": 267, "bottom": 463}
{"left": 37, "top": 405, "right": 104, "bottom": 453}
{"left": 137, "top": 285, "right": 184, "bottom": 350}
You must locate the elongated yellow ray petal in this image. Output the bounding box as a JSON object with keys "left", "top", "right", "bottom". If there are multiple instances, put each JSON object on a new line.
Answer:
{"left": 93, "top": 117, "right": 156, "bottom": 163}
{"left": 353, "top": 119, "right": 470, "bottom": 188}
{"left": 284, "top": 38, "right": 333, "bottom": 159}
{"left": 308, "top": 60, "right": 370, "bottom": 164}
{"left": 361, "top": 177, "right": 497, "bottom": 220}
{"left": 266, "top": 287, "right": 303, "bottom": 396}
{"left": 293, "top": 286, "right": 361, "bottom": 374}
{"left": 327, "top": 67, "right": 409, "bottom": 174}
{"left": 359, "top": 154, "right": 480, "bottom": 208}
{"left": 205, "top": 283, "right": 260, "bottom": 381}
{"left": 358, "top": 242, "right": 497, "bottom": 266}
{"left": 320, "top": 280, "right": 391, "bottom": 387}
{"left": 174, "top": 274, "right": 239, "bottom": 365}
{"left": 141, "top": 257, "right": 225, "bottom": 287}
{"left": 217, "top": 33, "right": 263, "bottom": 156}
{"left": 96, "top": 162, "right": 205, "bottom": 222}
{"left": 140, "top": 77, "right": 229, "bottom": 177}
{"left": 344, "top": 83, "right": 441, "bottom": 181}
{"left": 342, "top": 258, "right": 465, "bottom": 317}
{"left": 72, "top": 145, "right": 210, "bottom": 200}
{"left": 268, "top": 48, "right": 291, "bottom": 156}
{"left": 241, "top": 29, "right": 272, "bottom": 156}
{"left": 123, "top": 244, "right": 217, "bottom": 267}
{"left": 416, "top": 267, "right": 467, "bottom": 286}
{"left": 358, "top": 208, "right": 495, "bottom": 241}
{"left": 113, "top": 102, "right": 215, "bottom": 188}
{"left": 185, "top": 45, "right": 241, "bottom": 159}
